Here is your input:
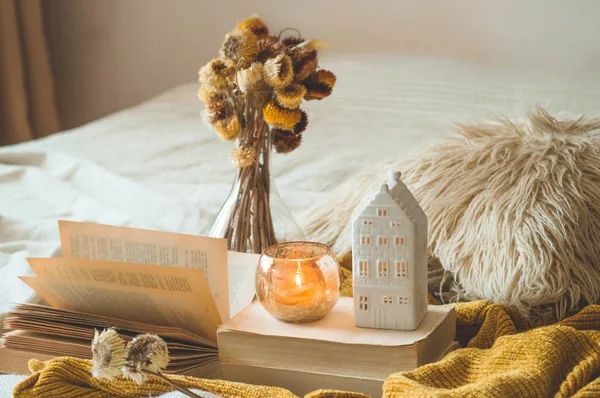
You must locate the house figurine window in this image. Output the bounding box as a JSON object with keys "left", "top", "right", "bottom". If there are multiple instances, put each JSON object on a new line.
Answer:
{"left": 377, "top": 208, "right": 388, "bottom": 217}
{"left": 358, "top": 295, "right": 369, "bottom": 310}
{"left": 395, "top": 260, "right": 408, "bottom": 278}
{"left": 362, "top": 220, "right": 374, "bottom": 226}
{"left": 358, "top": 259, "right": 369, "bottom": 277}
{"left": 361, "top": 235, "right": 371, "bottom": 245}
{"left": 377, "top": 260, "right": 388, "bottom": 278}
{"left": 398, "top": 296, "right": 410, "bottom": 305}
{"left": 390, "top": 221, "right": 402, "bottom": 228}
{"left": 395, "top": 236, "right": 405, "bottom": 246}
{"left": 377, "top": 236, "right": 388, "bottom": 246}
{"left": 383, "top": 295, "right": 393, "bottom": 304}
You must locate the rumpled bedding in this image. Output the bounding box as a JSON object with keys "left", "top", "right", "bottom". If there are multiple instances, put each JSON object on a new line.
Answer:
{"left": 3, "top": 54, "right": 600, "bottom": 395}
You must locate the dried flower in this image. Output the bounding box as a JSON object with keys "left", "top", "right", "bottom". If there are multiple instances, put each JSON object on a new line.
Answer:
{"left": 281, "top": 36, "right": 305, "bottom": 47}
{"left": 273, "top": 130, "right": 302, "bottom": 153}
{"left": 303, "top": 69, "right": 336, "bottom": 100}
{"left": 221, "top": 31, "right": 258, "bottom": 62}
{"left": 198, "top": 58, "right": 234, "bottom": 93}
{"left": 205, "top": 98, "right": 229, "bottom": 123}
{"left": 122, "top": 333, "right": 170, "bottom": 385}
{"left": 262, "top": 102, "right": 302, "bottom": 131}
{"left": 275, "top": 83, "right": 306, "bottom": 109}
{"left": 213, "top": 116, "right": 241, "bottom": 141}
{"left": 264, "top": 54, "right": 294, "bottom": 89}
{"left": 236, "top": 16, "right": 269, "bottom": 36}
{"left": 230, "top": 147, "right": 257, "bottom": 168}
{"left": 294, "top": 110, "right": 308, "bottom": 134}
{"left": 237, "top": 63, "right": 264, "bottom": 93}
{"left": 91, "top": 328, "right": 126, "bottom": 380}
{"left": 292, "top": 50, "right": 318, "bottom": 81}
{"left": 255, "top": 36, "right": 283, "bottom": 63}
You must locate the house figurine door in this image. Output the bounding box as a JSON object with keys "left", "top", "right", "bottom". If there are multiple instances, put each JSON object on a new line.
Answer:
{"left": 373, "top": 305, "right": 385, "bottom": 328}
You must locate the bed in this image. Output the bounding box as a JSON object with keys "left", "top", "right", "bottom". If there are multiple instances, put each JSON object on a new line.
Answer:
{"left": 2, "top": 54, "right": 600, "bottom": 395}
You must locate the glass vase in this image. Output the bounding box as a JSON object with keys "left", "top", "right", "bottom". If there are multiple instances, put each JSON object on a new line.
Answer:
{"left": 206, "top": 122, "right": 304, "bottom": 253}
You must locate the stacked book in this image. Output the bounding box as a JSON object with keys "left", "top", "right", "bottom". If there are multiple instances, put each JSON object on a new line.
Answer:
{"left": 218, "top": 298, "right": 457, "bottom": 397}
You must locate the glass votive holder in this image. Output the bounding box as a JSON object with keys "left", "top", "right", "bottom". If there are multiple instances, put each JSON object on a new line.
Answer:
{"left": 255, "top": 241, "right": 340, "bottom": 323}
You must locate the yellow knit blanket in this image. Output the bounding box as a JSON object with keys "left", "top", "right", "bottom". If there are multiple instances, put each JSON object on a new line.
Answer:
{"left": 13, "top": 268, "right": 600, "bottom": 397}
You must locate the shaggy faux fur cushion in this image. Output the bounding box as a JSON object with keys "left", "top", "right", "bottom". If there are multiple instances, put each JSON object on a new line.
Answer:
{"left": 303, "top": 109, "right": 600, "bottom": 317}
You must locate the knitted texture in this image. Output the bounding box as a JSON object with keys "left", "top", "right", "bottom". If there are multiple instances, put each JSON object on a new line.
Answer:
{"left": 13, "top": 300, "right": 600, "bottom": 397}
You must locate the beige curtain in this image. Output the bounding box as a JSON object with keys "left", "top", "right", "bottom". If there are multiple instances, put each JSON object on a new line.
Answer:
{"left": 0, "top": 0, "right": 60, "bottom": 146}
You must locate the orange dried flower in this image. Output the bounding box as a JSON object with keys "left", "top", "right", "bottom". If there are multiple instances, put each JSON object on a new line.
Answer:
{"left": 292, "top": 50, "right": 318, "bottom": 81}
{"left": 263, "top": 101, "right": 302, "bottom": 131}
{"left": 275, "top": 83, "right": 306, "bottom": 109}
{"left": 303, "top": 69, "right": 336, "bottom": 100}
{"left": 294, "top": 110, "right": 308, "bottom": 134}
{"left": 273, "top": 130, "right": 302, "bottom": 153}
{"left": 264, "top": 54, "right": 294, "bottom": 89}
{"left": 221, "top": 32, "right": 258, "bottom": 62}
{"left": 236, "top": 16, "right": 269, "bottom": 36}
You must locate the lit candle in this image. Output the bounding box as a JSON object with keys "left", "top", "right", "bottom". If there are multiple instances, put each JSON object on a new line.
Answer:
{"left": 256, "top": 242, "right": 340, "bottom": 322}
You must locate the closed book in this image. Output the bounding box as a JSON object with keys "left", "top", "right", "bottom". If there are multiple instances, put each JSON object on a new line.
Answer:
{"left": 218, "top": 297, "right": 456, "bottom": 395}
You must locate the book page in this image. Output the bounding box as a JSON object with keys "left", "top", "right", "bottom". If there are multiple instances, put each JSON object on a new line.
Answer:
{"left": 27, "top": 257, "right": 221, "bottom": 325}
{"left": 227, "top": 252, "right": 259, "bottom": 318}
{"left": 58, "top": 221, "right": 229, "bottom": 319}
{"left": 20, "top": 276, "right": 219, "bottom": 343}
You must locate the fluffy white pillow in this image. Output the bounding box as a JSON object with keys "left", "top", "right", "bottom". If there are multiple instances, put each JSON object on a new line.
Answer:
{"left": 304, "top": 109, "right": 600, "bottom": 317}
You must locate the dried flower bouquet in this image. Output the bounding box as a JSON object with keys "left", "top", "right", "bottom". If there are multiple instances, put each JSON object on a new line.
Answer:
{"left": 199, "top": 16, "right": 336, "bottom": 253}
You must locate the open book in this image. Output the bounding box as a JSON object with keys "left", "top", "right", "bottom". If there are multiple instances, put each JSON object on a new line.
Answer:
{"left": 0, "top": 221, "right": 259, "bottom": 377}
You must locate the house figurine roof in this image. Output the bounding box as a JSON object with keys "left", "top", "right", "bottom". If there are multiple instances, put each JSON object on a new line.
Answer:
{"left": 384, "top": 170, "right": 426, "bottom": 223}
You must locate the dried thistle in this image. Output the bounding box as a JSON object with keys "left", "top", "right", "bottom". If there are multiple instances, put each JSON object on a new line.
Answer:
{"left": 230, "top": 146, "right": 257, "bottom": 168}
{"left": 313, "top": 69, "right": 337, "bottom": 88}
{"left": 236, "top": 16, "right": 269, "bottom": 36}
{"left": 275, "top": 83, "right": 306, "bottom": 109}
{"left": 122, "top": 333, "right": 169, "bottom": 385}
{"left": 264, "top": 54, "right": 294, "bottom": 89}
{"left": 303, "top": 69, "right": 336, "bottom": 101}
{"left": 198, "top": 58, "right": 234, "bottom": 93}
{"left": 91, "top": 328, "right": 126, "bottom": 380}
{"left": 273, "top": 130, "right": 302, "bottom": 153}
{"left": 294, "top": 110, "right": 308, "bottom": 134}
{"left": 292, "top": 50, "right": 318, "bottom": 81}
{"left": 213, "top": 116, "right": 241, "bottom": 141}
{"left": 262, "top": 101, "right": 302, "bottom": 130}
{"left": 237, "top": 63, "right": 265, "bottom": 93}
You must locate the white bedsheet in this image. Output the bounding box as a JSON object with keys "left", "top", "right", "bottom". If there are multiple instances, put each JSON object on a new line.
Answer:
{"left": 2, "top": 54, "right": 600, "bottom": 394}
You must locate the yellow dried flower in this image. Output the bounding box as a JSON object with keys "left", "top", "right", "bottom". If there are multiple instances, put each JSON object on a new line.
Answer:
{"left": 275, "top": 83, "right": 306, "bottom": 109}
{"left": 198, "top": 58, "right": 234, "bottom": 93}
{"left": 236, "top": 16, "right": 269, "bottom": 36}
{"left": 230, "top": 147, "right": 257, "bottom": 168}
{"left": 262, "top": 101, "right": 302, "bottom": 131}
{"left": 91, "top": 328, "right": 126, "bottom": 380}
{"left": 122, "top": 333, "right": 170, "bottom": 385}
{"left": 237, "top": 63, "right": 264, "bottom": 93}
{"left": 263, "top": 54, "right": 294, "bottom": 89}
{"left": 272, "top": 130, "right": 302, "bottom": 153}
{"left": 213, "top": 116, "right": 241, "bottom": 140}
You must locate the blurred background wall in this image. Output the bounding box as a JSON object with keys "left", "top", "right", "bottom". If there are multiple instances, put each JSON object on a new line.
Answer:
{"left": 44, "top": 0, "right": 600, "bottom": 130}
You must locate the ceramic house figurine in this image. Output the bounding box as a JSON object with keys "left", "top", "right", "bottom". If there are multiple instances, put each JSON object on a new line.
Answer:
{"left": 352, "top": 170, "right": 428, "bottom": 330}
